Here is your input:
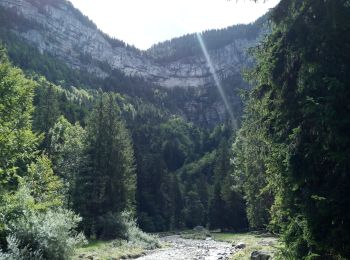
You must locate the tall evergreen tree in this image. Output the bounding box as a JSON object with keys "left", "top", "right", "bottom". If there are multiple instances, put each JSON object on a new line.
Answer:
{"left": 209, "top": 139, "right": 248, "bottom": 230}
{"left": 33, "top": 77, "right": 60, "bottom": 149}
{"left": 233, "top": 101, "right": 273, "bottom": 229}
{"left": 209, "top": 183, "right": 225, "bottom": 230}
{"left": 77, "top": 92, "right": 136, "bottom": 237}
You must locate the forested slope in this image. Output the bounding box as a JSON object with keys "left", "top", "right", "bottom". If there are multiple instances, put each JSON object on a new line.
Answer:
{"left": 233, "top": 0, "right": 350, "bottom": 258}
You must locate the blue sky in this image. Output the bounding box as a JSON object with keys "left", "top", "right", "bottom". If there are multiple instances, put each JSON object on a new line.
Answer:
{"left": 69, "top": 0, "right": 279, "bottom": 50}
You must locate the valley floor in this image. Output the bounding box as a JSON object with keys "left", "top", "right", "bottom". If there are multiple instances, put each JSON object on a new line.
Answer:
{"left": 75, "top": 232, "right": 279, "bottom": 260}
{"left": 137, "top": 235, "right": 233, "bottom": 260}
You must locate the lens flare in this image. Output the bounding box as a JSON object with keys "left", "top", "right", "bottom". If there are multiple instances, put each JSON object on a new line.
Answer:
{"left": 196, "top": 33, "right": 236, "bottom": 128}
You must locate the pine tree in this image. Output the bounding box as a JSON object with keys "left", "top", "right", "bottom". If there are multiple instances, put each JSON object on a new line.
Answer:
{"left": 77, "top": 92, "right": 136, "bottom": 237}
{"left": 208, "top": 183, "right": 225, "bottom": 230}
{"left": 232, "top": 100, "right": 273, "bottom": 229}
{"left": 33, "top": 77, "right": 60, "bottom": 149}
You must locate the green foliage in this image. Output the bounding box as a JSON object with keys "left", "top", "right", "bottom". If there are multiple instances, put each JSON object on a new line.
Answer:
{"left": 0, "top": 235, "right": 43, "bottom": 260}
{"left": 76, "top": 92, "right": 136, "bottom": 237}
{"left": 232, "top": 99, "right": 273, "bottom": 229}
{"left": 209, "top": 140, "right": 248, "bottom": 231}
{"left": 121, "top": 212, "right": 160, "bottom": 249}
{"left": 92, "top": 211, "right": 160, "bottom": 249}
{"left": 7, "top": 208, "right": 86, "bottom": 260}
{"left": 135, "top": 119, "right": 248, "bottom": 232}
{"left": 238, "top": 0, "right": 350, "bottom": 258}
{"left": 147, "top": 15, "right": 266, "bottom": 63}
{"left": 0, "top": 186, "right": 86, "bottom": 260}
{"left": 212, "top": 232, "right": 280, "bottom": 260}
{"left": 183, "top": 191, "right": 205, "bottom": 228}
{"left": 209, "top": 183, "right": 225, "bottom": 229}
{"left": 134, "top": 116, "right": 204, "bottom": 232}
{"left": 0, "top": 0, "right": 264, "bottom": 248}
{"left": 32, "top": 77, "right": 61, "bottom": 148}
{"left": 48, "top": 116, "right": 86, "bottom": 206}
{"left": 95, "top": 212, "right": 129, "bottom": 240}
{"left": 0, "top": 49, "right": 38, "bottom": 188}
{"left": 25, "top": 155, "right": 64, "bottom": 209}
{"left": 0, "top": 49, "right": 86, "bottom": 259}
{"left": 160, "top": 117, "right": 198, "bottom": 171}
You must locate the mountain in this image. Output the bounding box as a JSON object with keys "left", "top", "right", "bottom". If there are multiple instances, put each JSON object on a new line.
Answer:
{"left": 0, "top": 0, "right": 266, "bottom": 89}
{"left": 0, "top": 0, "right": 269, "bottom": 128}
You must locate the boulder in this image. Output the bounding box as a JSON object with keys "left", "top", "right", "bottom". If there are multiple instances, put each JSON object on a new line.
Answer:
{"left": 251, "top": 250, "right": 272, "bottom": 260}
{"left": 234, "top": 242, "right": 246, "bottom": 249}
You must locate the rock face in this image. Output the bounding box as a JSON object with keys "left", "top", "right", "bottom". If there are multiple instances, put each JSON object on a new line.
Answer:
{"left": 0, "top": 0, "right": 265, "bottom": 89}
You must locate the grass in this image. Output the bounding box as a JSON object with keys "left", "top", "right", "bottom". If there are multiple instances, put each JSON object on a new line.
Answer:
{"left": 212, "top": 232, "right": 282, "bottom": 259}
{"left": 73, "top": 212, "right": 162, "bottom": 259}
{"left": 73, "top": 227, "right": 160, "bottom": 260}
{"left": 73, "top": 239, "right": 147, "bottom": 260}
{"left": 177, "top": 228, "right": 281, "bottom": 259}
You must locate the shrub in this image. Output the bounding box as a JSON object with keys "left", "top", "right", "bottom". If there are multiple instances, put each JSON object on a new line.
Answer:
{"left": 5, "top": 209, "right": 85, "bottom": 260}
{"left": 95, "top": 211, "right": 160, "bottom": 249}
{"left": 119, "top": 212, "right": 159, "bottom": 249}
{"left": 96, "top": 212, "right": 128, "bottom": 240}
{"left": 6, "top": 208, "right": 86, "bottom": 260}
{"left": 0, "top": 236, "right": 42, "bottom": 260}
{"left": 0, "top": 187, "right": 86, "bottom": 260}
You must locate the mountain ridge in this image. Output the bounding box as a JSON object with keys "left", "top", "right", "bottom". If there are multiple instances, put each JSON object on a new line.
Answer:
{"left": 0, "top": 0, "right": 266, "bottom": 88}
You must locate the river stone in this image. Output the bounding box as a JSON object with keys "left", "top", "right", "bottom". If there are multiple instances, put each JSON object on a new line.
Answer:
{"left": 234, "top": 242, "right": 246, "bottom": 249}
{"left": 251, "top": 250, "right": 272, "bottom": 260}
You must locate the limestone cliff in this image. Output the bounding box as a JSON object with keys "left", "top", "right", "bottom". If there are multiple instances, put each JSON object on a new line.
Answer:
{"left": 0, "top": 0, "right": 265, "bottom": 88}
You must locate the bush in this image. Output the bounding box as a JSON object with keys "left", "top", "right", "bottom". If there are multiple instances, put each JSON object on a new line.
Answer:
{"left": 0, "top": 187, "right": 86, "bottom": 260}
{"left": 96, "top": 211, "right": 160, "bottom": 249}
{"left": 96, "top": 212, "right": 128, "bottom": 240}
{"left": 6, "top": 209, "right": 86, "bottom": 260}
{"left": 0, "top": 236, "right": 42, "bottom": 260}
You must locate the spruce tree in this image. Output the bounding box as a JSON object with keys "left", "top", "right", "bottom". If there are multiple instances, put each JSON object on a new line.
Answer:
{"left": 33, "top": 77, "right": 60, "bottom": 149}
{"left": 77, "top": 92, "right": 136, "bottom": 237}
{"left": 233, "top": 101, "right": 273, "bottom": 229}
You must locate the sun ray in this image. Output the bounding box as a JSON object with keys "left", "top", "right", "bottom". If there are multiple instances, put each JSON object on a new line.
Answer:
{"left": 196, "top": 33, "right": 236, "bottom": 128}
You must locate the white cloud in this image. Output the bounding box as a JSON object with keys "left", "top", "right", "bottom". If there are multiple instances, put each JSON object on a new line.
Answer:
{"left": 68, "top": 0, "right": 280, "bottom": 50}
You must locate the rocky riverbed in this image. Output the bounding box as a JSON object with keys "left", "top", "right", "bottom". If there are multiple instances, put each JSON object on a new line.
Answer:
{"left": 136, "top": 235, "right": 234, "bottom": 260}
